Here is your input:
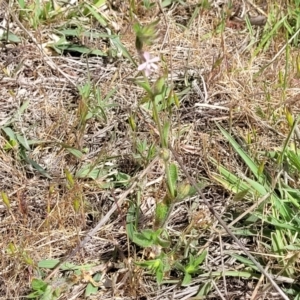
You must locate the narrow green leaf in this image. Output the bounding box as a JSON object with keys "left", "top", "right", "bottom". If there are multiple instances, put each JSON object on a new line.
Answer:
{"left": 230, "top": 254, "right": 258, "bottom": 270}
{"left": 253, "top": 16, "right": 286, "bottom": 57}
{"left": 64, "top": 169, "right": 74, "bottom": 187}
{"left": 135, "top": 80, "right": 153, "bottom": 96}
{"left": 196, "top": 281, "right": 213, "bottom": 297}
{"left": 216, "top": 124, "right": 266, "bottom": 184}
{"left": 16, "top": 134, "right": 30, "bottom": 150}
{"left": 166, "top": 163, "right": 178, "bottom": 198}
{"left": 198, "top": 270, "right": 260, "bottom": 279}
{"left": 194, "top": 249, "right": 207, "bottom": 267}
{"left": 182, "top": 273, "right": 192, "bottom": 286}
{"left": 20, "top": 149, "right": 52, "bottom": 179}
{"left": 244, "top": 177, "right": 268, "bottom": 195}
{"left": 84, "top": 4, "right": 107, "bottom": 27}
{"left": 257, "top": 213, "right": 298, "bottom": 231}
{"left": 278, "top": 115, "right": 300, "bottom": 165}
{"left": 232, "top": 189, "right": 250, "bottom": 201}
{"left": 271, "top": 231, "right": 285, "bottom": 256}
{"left": 65, "top": 147, "right": 83, "bottom": 159}
{"left": 162, "top": 121, "right": 170, "bottom": 148}
{"left": 1, "top": 191, "right": 10, "bottom": 209}
{"left": 110, "top": 36, "right": 137, "bottom": 66}
{"left": 2, "top": 127, "right": 16, "bottom": 140}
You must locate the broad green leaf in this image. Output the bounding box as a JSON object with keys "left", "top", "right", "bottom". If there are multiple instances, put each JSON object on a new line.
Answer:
{"left": 18, "top": 0, "right": 25, "bottom": 9}
{"left": 26, "top": 291, "right": 43, "bottom": 299}
{"left": 140, "top": 229, "right": 153, "bottom": 240}
{"left": 59, "top": 29, "right": 114, "bottom": 39}
{"left": 38, "top": 259, "right": 60, "bottom": 269}
{"left": 176, "top": 182, "right": 192, "bottom": 201}
{"left": 85, "top": 273, "right": 101, "bottom": 296}
{"left": 157, "top": 236, "right": 171, "bottom": 248}
{"left": 40, "top": 285, "right": 54, "bottom": 300}
{"left": 31, "top": 278, "right": 48, "bottom": 291}
{"left": 75, "top": 164, "right": 107, "bottom": 180}
{"left": 0, "top": 31, "right": 21, "bottom": 43}
{"left": 132, "top": 232, "right": 153, "bottom": 247}
{"left": 59, "top": 262, "right": 93, "bottom": 271}
{"left": 155, "top": 202, "right": 169, "bottom": 226}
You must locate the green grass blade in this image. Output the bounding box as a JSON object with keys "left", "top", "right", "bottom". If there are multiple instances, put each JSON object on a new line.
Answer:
{"left": 216, "top": 124, "right": 266, "bottom": 184}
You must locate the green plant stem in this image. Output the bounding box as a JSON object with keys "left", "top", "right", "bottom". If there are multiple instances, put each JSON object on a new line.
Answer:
{"left": 151, "top": 98, "right": 164, "bottom": 147}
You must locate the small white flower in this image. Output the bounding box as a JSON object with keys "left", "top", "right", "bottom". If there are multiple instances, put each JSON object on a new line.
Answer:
{"left": 138, "top": 52, "right": 159, "bottom": 77}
